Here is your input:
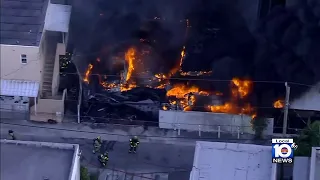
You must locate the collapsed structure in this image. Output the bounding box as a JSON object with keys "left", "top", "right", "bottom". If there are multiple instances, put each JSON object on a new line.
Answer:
{"left": 63, "top": 0, "right": 320, "bottom": 131}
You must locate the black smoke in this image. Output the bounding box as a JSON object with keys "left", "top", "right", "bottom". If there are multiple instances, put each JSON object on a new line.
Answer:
{"left": 68, "top": 0, "right": 320, "bottom": 112}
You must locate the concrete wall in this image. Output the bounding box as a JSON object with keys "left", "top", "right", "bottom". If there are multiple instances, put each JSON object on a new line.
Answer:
{"left": 293, "top": 157, "right": 310, "bottom": 180}
{"left": 310, "top": 147, "right": 320, "bottom": 180}
{"left": 30, "top": 89, "right": 67, "bottom": 122}
{"left": 52, "top": 43, "right": 66, "bottom": 96}
{"left": 0, "top": 45, "right": 41, "bottom": 82}
{"left": 159, "top": 110, "right": 274, "bottom": 135}
{"left": 69, "top": 143, "right": 80, "bottom": 180}
{"left": 38, "top": 30, "right": 47, "bottom": 95}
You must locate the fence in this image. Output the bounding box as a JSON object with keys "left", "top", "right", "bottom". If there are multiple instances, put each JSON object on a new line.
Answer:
{"left": 2, "top": 109, "right": 319, "bottom": 142}
{"left": 158, "top": 110, "right": 275, "bottom": 135}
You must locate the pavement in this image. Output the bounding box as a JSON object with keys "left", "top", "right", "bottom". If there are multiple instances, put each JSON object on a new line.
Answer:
{"left": 0, "top": 118, "right": 255, "bottom": 144}
{"left": 0, "top": 118, "right": 262, "bottom": 179}
{"left": 0, "top": 119, "right": 197, "bottom": 180}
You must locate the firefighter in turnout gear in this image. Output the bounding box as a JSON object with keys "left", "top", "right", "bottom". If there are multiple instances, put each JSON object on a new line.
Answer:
{"left": 8, "top": 130, "right": 16, "bottom": 140}
{"left": 93, "top": 136, "right": 102, "bottom": 154}
{"left": 129, "top": 136, "right": 140, "bottom": 153}
{"left": 98, "top": 152, "right": 109, "bottom": 167}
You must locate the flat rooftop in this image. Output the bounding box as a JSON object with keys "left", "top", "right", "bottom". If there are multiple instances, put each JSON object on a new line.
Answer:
{"left": 0, "top": 140, "right": 77, "bottom": 180}
{"left": 190, "top": 141, "right": 274, "bottom": 180}
{"left": 311, "top": 147, "right": 320, "bottom": 180}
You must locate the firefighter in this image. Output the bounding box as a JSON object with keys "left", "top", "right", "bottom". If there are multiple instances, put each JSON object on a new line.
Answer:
{"left": 99, "top": 152, "right": 109, "bottom": 167}
{"left": 93, "top": 136, "right": 102, "bottom": 154}
{"left": 8, "top": 130, "right": 16, "bottom": 140}
{"left": 129, "top": 136, "right": 140, "bottom": 153}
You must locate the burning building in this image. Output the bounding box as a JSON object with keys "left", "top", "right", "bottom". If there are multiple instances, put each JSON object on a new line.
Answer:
{"left": 66, "top": 0, "right": 320, "bottom": 126}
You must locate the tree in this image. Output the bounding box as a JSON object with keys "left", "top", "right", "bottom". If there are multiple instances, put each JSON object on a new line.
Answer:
{"left": 80, "top": 166, "right": 90, "bottom": 180}
{"left": 294, "top": 121, "right": 320, "bottom": 156}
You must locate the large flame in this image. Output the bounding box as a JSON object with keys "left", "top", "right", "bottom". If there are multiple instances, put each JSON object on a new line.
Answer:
{"left": 167, "top": 46, "right": 186, "bottom": 77}
{"left": 166, "top": 84, "right": 209, "bottom": 98}
{"left": 82, "top": 20, "right": 258, "bottom": 119}
{"left": 231, "top": 78, "right": 252, "bottom": 98}
{"left": 83, "top": 58, "right": 257, "bottom": 118}
{"left": 83, "top": 64, "right": 93, "bottom": 84}
{"left": 273, "top": 100, "right": 284, "bottom": 108}
{"left": 125, "top": 47, "right": 136, "bottom": 81}
{"left": 206, "top": 78, "right": 256, "bottom": 119}
{"left": 166, "top": 84, "right": 210, "bottom": 111}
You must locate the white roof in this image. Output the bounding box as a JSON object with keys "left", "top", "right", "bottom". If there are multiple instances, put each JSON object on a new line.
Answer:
{"left": 0, "top": 79, "right": 39, "bottom": 97}
{"left": 310, "top": 147, "right": 320, "bottom": 180}
{"left": 290, "top": 82, "right": 320, "bottom": 111}
{"left": 44, "top": 3, "right": 71, "bottom": 33}
{"left": 190, "top": 141, "right": 273, "bottom": 180}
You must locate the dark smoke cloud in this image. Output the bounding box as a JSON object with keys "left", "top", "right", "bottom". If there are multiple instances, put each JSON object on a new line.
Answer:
{"left": 69, "top": 0, "right": 320, "bottom": 111}
{"left": 70, "top": 0, "right": 199, "bottom": 73}
{"left": 252, "top": 2, "right": 320, "bottom": 107}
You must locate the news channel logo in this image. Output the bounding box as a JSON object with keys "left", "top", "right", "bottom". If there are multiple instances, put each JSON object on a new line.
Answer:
{"left": 272, "top": 138, "right": 298, "bottom": 164}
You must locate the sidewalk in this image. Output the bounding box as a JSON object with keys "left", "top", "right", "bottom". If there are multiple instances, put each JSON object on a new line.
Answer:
{"left": 0, "top": 118, "right": 256, "bottom": 145}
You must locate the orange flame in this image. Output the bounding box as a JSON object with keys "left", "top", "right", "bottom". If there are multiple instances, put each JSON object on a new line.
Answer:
{"left": 83, "top": 64, "right": 93, "bottom": 83}
{"left": 166, "top": 84, "right": 210, "bottom": 111}
{"left": 273, "top": 100, "right": 284, "bottom": 108}
{"left": 168, "top": 46, "right": 186, "bottom": 77}
{"left": 231, "top": 78, "right": 252, "bottom": 98}
{"left": 206, "top": 78, "right": 256, "bottom": 119}
{"left": 125, "top": 47, "right": 136, "bottom": 81}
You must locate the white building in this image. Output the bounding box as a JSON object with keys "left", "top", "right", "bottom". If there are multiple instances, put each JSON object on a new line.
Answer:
{"left": 189, "top": 141, "right": 276, "bottom": 180}
{"left": 294, "top": 147, "right": 320, "bottom": 180}
{"left": 0, "top": 139, "right": 80, "bottom": 180}
{"left": 0, "top": 0, "right": 71, "bottom": 122}
{"left": 189, "top": 141, "right": 320, "bottom": 180}
{"left": 309, "top": 147, "right": 320, "bottom": 180}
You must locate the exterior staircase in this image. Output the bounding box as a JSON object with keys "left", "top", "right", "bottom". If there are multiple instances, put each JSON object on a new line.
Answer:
{"left": 42, "top": 58, "right": 55, "bottom": 98}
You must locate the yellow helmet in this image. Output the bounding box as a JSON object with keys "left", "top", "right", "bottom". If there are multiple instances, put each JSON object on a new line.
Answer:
{"left": 133, "top": 136, "right": 138, "bottom": 139}
{"left": 97, "top": 136, "right": 101, "bottom": 140}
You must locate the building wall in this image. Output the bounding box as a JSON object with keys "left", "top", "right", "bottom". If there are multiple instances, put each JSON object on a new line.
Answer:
{"left": 293, "top": 157, "right": 310, "bottom": 180}
{"left": 30, "top": 89, "right": 67, "bottom": 122}
{"left": 159, "top": 110, "right": 274, "bottom": 135}
{"left": 69, "top": 144, "right": 80, "bottom": 180}
{"left": 310, "top": 147, "right": 320, "bottom": 180}
{"left": 0, "top": 45, "right": 41, "bottom": 82}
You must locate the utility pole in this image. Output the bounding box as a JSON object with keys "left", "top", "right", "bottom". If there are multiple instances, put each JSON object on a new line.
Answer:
{"left": 282, "top": 82, "right": 291, "bottom": 137}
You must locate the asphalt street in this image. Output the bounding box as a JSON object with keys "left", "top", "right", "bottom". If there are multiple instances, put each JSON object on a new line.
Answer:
{"left": 0, "top": 122, "right": 195, "bottom": 174}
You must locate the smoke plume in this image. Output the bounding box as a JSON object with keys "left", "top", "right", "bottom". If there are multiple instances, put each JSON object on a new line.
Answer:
{"left": 69, "top": 0, "right": 320, "bottom": 114}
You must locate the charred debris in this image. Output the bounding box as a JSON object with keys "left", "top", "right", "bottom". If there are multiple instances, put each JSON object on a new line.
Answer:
{"left": 61, "top": 0, "right": 320, "bottom": 125}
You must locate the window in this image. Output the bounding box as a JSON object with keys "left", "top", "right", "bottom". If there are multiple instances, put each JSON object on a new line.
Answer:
{"left": 21, "top": 54, "right": 27, "bottom": 64}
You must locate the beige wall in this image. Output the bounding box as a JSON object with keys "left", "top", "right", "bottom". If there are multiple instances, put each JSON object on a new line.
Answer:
{"left": 30, "top": 89, "right": 67, "bottom": 122}
{"left": 0, "top": 44, "right": 42, "bottom": 82}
